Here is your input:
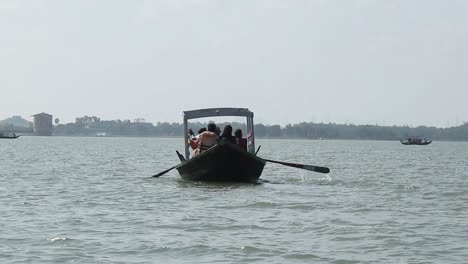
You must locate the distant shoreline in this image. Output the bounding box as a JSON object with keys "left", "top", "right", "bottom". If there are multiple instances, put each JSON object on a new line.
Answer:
{"left": 2, "top": 116, "right": 468, "bottom": 141}
{"left": 13, "top": 134, "right": 468, "bottom": 143}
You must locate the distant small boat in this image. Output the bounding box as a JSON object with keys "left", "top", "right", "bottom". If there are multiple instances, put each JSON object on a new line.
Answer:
{"left": 400, "top": 136, "right": 431, "bottom": 145}
{"left": 0, "top": 132, "right": 21, "bottom": 139}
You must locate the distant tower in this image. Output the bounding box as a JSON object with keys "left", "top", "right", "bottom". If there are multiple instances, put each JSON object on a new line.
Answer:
{"left": 33, "top": 112, "right": 53, "bottom": 136}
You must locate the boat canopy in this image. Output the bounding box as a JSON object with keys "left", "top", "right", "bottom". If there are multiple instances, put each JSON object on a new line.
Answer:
{"left": 183, "top": 107, "right": 256, "bottom": 159}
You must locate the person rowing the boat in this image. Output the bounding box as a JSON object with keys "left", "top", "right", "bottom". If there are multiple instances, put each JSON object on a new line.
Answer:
{"left": 192, "top": 123, "right": 218, "bottom": 157}
{"left": 188, "top": 127, "right": 207, "bottom": 150}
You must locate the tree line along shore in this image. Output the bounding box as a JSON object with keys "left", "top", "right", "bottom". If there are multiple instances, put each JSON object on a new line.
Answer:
{"left": 1, "top": 115, "right": 468, "bottom": 141}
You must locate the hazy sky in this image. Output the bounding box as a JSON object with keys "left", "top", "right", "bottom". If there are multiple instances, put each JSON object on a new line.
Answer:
{"left": 1, "top": 0, "right": 467, "bottom": 127}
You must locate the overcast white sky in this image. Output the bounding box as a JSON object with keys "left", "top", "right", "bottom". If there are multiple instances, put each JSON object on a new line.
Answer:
{"left": 1, "top": 0, "right": 467, "bottom": 127}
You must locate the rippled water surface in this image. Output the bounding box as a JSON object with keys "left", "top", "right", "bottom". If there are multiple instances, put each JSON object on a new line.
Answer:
{"left": 1, "top": 137, "right": 467, "bottom": 263}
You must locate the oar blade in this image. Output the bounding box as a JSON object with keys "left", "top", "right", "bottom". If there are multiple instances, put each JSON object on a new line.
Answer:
{"left": 303, "top": 165, "right": 330, "bottom": 174}
{"left": 263, "top": 158, "right": 330, "bottom": 174}
{"left": 176, "top": 150, "right": 186, "bottom": 162}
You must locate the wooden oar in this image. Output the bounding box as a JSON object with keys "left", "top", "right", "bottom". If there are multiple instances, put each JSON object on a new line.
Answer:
{"left": 153, "top": 151, "right": 186, "bottom": 178}
{"left": 263, "top": 159, "right": 330, "bottom": 174}
{"left": 255, "top": 145, "right": 261, "bottom": 155}
{"left": 176, "top": 150, "right": 186, "bottom": 162}
{"left": 152, "top": 166, "right": 177, "bottom": 177}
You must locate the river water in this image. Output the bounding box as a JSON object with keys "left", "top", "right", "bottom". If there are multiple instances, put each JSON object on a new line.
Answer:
{"left": 1, "top": 137, "right": 467, "bottom": 263}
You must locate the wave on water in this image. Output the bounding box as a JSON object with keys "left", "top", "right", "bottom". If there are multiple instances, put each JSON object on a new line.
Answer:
{"left": 2, "top": 138, "right": 468, "bottom": 264}
{"left": 48, "top": 237, "right": 69, "bottom": 242}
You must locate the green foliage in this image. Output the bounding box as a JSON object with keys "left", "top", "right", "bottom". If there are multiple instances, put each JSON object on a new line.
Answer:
{"left": 51, "top": 115, "right": 468, "bottom": 141}
{"left": 0, "top": 116, "right": 33, "bottom": 133}
{"left": 0, "top": 116, "right": 32, "bottom": 128}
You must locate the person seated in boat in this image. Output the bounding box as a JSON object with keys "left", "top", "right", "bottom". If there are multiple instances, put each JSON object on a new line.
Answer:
{"left": 188, "top": 128, "right": 197, "bottom": 149}
{"left": 219, "top": 125, "right": 236, "bottom": 144}
{"left": 188, "top": 127, "right": 208, "bottom": 150}
{"left": 197, "top": 127, "right": 207, "bottom": 136}
{"left": 234, "top": 129, "right": 247, "bottom": 150}
{"left": 193, "top": 123, "right": 218, "bottom": 157}
{"left": 215, "top": 126, "right": 221, "bottom": 138}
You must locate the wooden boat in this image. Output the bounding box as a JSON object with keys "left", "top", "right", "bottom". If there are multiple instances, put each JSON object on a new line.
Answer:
{"left": 176, "top": 140, "right": 265, "bottom": 183}
{"left": 400, "top": 136, "right": 431, "bottom": 145}
{"left": 175, "top": 108, "right": 266, "bottom": 183}
{"left": 152, "top": 108, "right": 329, "bottom": 182}
{"left": 0, "top": 132, "right": 21, "bottom": 139}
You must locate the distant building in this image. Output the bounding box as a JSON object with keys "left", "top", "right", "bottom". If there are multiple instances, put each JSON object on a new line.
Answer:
{"left": 33, "top": 112, "right": 53, "bottom": 136}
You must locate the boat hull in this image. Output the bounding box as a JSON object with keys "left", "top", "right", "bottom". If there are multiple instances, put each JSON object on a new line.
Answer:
{"left": 400, "top": 140, "right": 432, "bottom": 145}
{"left": 0, "top": 136, "right": 20, "bottom": 139}
{"left": 176, "top": 141, "right": 266, "bottom": 183}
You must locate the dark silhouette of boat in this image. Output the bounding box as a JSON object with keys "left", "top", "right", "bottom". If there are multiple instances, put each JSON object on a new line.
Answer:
{"left": 0, "top": 132, "right": 21, "bottom": 139}
{"left": 176, "top": 139, "right": 265, "bottom": 183}
{"left": 151, "top": 108, "right": 330, "bottom": 182}
{"left": 175, "top": 108, "right": 265, "bottom": 183}
{"left": 400, "top": 136, "right": 431, "bottom": 145}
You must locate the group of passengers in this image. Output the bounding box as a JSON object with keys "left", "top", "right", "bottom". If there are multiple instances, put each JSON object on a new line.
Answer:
{"left": 188, "top": 123, "right": 247, "bottom": 157}
{"left": 407, "top": 137, "right": 425, "bottom": 144}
